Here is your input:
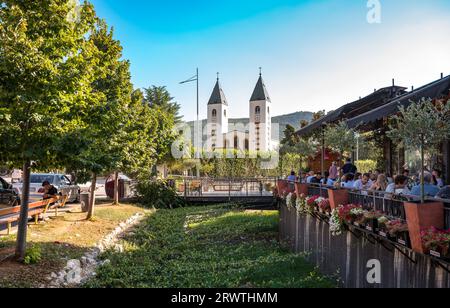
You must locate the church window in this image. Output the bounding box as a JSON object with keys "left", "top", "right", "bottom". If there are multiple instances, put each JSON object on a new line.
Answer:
{"left": 255, "top": 106, "right": 261, "bottom": 115}
{"left": 212, "top": 109, "right": 217, "bottom": 117}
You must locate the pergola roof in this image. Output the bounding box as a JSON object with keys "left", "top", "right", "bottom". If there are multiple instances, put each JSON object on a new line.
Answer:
{"left": 296, "top": 85, "right": 407, "bottom": 136}
{"left": 347, "top": 75, "right": 450, "bottom": 129}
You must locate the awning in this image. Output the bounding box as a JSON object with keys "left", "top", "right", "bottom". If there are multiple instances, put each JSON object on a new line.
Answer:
{"left": 296, "top": 85, "right": 407, "bottom": 137}
{"left": 347, "top": 75, "right": 450, "bottom": 129}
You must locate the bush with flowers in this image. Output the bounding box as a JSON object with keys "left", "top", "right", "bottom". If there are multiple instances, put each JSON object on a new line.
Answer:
{"left": 329, "top": 204, "right": 362, "bottom": 236}
{"left": 330, "top": 208, "right": 344, "bottom": 236}
{"left": 306, "top": 195, "right": 321, "bottom": 213}
{"left": 295, "top": 194, "right": 308, "bottom": 214}
{"left": 317, "top": 198, "right": 331, "bottom": 215}
{"left": 421, "top": 227, "right": 450, "bottom": 258}
{"left": 356, "top": 210, "right": 384, "bottom": 231}
{"left": 286, "top": 192, "right": 297, "bottom": 209}
{"left": 385, "top": 219, "right": 409, "bottom": 237}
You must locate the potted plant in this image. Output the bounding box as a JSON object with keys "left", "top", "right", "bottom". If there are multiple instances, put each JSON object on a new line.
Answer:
{"left": 388, "top": 99, "right": 450, "bottom": 253}
{"left": 421, "top": 227, "right": 450, "bottom": 260}
{"left": 385, "top": 219, "right": 411, "bottom": 248}
{"left": 286, "top": 192, "right": 297, "bottom": 209}
{"left": 361, "top": 210, "right": 384, "bottom": 232}
{"left": 324, "top": 121, "right": 357, "bottom": 209}
{"left": 377, "top": 216, "right": 395, "bottom": 240}
{"left": 317, "top": 198, "right": 331, "bottom": 216}
{"left": 306, "top": 195, "right": 320, "bottom": 214}
{"left": 350, "top": 207, "right": 365, "bottom": 227}
{"left": 296, "top": 194, "right": 308, "bottom": 214}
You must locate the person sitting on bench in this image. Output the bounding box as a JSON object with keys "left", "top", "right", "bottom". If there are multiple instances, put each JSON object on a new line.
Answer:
{"left": 42, "top": 181, "right": 58, "bottom": 200}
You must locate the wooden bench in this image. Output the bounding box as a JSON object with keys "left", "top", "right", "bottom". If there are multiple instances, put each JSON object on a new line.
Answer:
{"left": 0, "top": 196, "right": 65, "bottom": 235}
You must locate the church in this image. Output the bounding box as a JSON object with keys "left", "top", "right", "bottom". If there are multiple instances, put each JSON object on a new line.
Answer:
{"left": 205, "top": 71, "right": 276, "bottom": 153}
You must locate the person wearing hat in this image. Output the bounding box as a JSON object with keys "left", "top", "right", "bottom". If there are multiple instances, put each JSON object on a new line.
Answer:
{"left": 42, "top": 181, "right": 58, "bottom": 200}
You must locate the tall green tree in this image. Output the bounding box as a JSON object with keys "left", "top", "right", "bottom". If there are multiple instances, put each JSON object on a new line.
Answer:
{"left": 144, "top": 86, "right": 182, "bottom": 123}
{"left": 0, "top": 0, "right": 97, "bottom": 260}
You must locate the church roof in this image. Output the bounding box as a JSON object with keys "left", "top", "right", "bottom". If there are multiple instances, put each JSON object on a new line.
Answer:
{"left": 250, "top": 75, "right": 271, "bottom": 102}
{"left": 208, "top": 79, "right": 228, "bottom": 106}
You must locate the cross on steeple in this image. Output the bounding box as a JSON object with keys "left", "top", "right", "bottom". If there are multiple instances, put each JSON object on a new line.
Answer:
{"left": 259, "top": 67, "right": 262, "bottom": 76}
{"left": 217, "top": 72, "right": 220, "bottom": 81}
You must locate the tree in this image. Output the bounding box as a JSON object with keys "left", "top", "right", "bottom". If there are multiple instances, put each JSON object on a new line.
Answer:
{"left": 144, "top": 86, "right": 182, "bottom": 123}
{"left": 0, "top": 0, "right": 97, "bottom": 260}
{"left": 387, "top": 99, "right": 450, "bottom": 203}
{"left": 324, "top": 121, "right": 357, "bottom": 172}
{"left": 281, "top": 124, "right": 299, "bottom": 147}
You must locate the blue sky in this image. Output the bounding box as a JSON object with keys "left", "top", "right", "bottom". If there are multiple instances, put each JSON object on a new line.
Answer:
{"left": 90, "top": 0, "right": 450, "bottom": 121}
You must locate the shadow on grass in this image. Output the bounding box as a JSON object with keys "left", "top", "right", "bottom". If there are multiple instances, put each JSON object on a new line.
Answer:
{"left": 0, "top": 238, "right": 90, "bottom": 288}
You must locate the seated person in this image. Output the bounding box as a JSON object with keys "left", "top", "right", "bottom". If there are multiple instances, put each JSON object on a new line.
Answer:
{"left": 341, "top": 173, "right": 355, "bottom": 189}
{"left": 369, "top": 174, "right": 388, "bottom": 192}
{"left": 353, "top": 173, "right": 372, "bottom": 191}
{"left": 42, "top": 181, "right": 58, "bottom": 200}
{"left": 320, "top": 171, "right": 330, "bottom": 185}
{"left": 310, "top": 172, "right": 323, "bottom": 184}
{"left": 386, "top": 175, "right": 411, "bottom": 195}
{"left": 410, "top": 172, "right": 440, "bottom": 198}
{"left": 306, "top": 171, "right": 315, "bottom": 184}
{"left": 436, "top": 186, "right": 450, "bottom": 199}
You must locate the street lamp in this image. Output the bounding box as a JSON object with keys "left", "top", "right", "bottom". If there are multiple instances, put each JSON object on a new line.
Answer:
{"left": 180, "top": 68, "right": 201, "bottom": 178}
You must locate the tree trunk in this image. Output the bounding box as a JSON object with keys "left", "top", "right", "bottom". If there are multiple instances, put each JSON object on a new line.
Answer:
{"left": 113, "top": 171, "right": 119, "bottom": 205}
{"left": 420, "top": 142, "right": 425, "bottom": 204}
{"left": 15, "top": 161, "right": 31, "bottom": 261}
{"left": 87, "top": 172, "right": 97, "bottom": 220}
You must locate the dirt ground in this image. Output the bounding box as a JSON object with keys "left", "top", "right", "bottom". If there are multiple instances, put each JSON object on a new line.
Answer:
{"left": 0, "top": 203, "right": 146, "bottom": 288}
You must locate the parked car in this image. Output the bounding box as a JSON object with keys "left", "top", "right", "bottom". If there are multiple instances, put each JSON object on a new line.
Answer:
{"left": 0, "top": 176, "right": 20, "bottom": 207}
{"left": 0, "top": 167, "right": 10, "bottom": 177}
{"left": 13, "top": 173, "right": 80, "bottom": 203}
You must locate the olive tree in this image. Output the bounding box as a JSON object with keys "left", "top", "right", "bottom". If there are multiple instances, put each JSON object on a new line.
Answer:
{"left": 388, "top": 98, "right": 450, "bottom": 203}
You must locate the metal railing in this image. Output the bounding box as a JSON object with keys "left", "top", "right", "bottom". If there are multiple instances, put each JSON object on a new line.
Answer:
{"left": 300, "top": 182, "right": 450, "bottom": 228}
{"left": 175, "top": 177, "right": 277, "bottom": 198}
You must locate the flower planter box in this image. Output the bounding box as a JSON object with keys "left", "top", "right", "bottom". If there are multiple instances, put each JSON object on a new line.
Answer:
{"left": 404, "top": 201, "right": 444, "bottom": 254}
{"left": 396, "top": 231, "right": 411, "bottom": 248}
{"left": 295, "top": 183, "right": 309, "bottom": 197}
{"left": 378, "top": 229, "right": 396, "bottom": 242}
{"left": 429, "top": 248, "right": 450, "bottom": 261}
{"left": 365, "top": 218, "right": 379, "bottom": 233}
{"left": 327, "top": 189, "right": 349, "bottom": 210}
{"left": 277, "top": 180, "right": 290, "bottom": 197}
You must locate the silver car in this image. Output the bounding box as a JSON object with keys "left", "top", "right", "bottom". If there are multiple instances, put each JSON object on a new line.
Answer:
{"left": 14, "top": 173, "right": 80, "bottom": 203}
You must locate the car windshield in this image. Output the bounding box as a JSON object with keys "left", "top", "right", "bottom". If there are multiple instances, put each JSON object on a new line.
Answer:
{"left": 30, "top": 174, "right": 56, "bottom": 184}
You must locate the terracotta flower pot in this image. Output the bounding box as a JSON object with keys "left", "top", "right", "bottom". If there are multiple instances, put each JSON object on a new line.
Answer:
{"left": 327, "top": 189, "right": 349, "bottom": 210}
{"left": 295, "top": 183, "right": 308, "bottom": 196}
{"left": 404, "top": 201, "right": 444, "bottom": 254}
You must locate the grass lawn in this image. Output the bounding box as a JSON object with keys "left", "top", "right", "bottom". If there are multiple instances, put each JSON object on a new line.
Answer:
{"left": 0, "top": 203, "right": 146, "bottom": 288}
{"left": 86, "top": 204, "right": 336, "bottom": 288}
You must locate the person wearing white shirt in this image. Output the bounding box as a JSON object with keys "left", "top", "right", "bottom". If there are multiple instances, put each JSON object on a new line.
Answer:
{"left": 353, "top": 173, "right": 372, "bottom": 191}
{"left": 386, "top": 175, "right": 411, "bottom": 195}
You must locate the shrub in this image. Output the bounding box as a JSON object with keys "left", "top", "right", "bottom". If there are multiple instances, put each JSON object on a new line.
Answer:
{"left": 24, "top": 244, "right": 42, "bottom": 265}
{"left": 136, "top": 179, "right": 185, "bottom": 209}
{"left": 355, "top": 160, "right": 377, "bottom": 173}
